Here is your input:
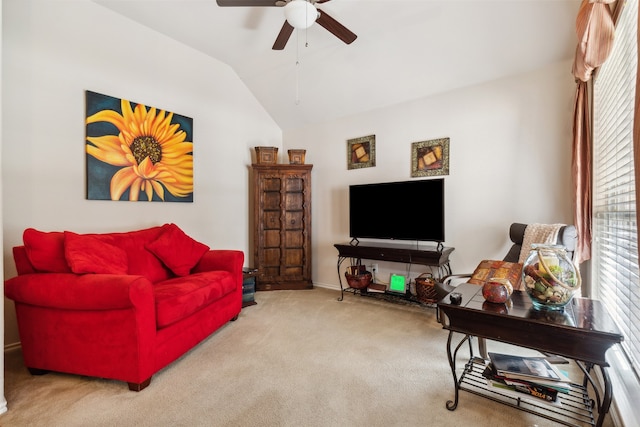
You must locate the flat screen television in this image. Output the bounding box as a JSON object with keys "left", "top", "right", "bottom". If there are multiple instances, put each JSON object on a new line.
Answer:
{"left": 349, "top": 178, "right": 445, "bottom": 243}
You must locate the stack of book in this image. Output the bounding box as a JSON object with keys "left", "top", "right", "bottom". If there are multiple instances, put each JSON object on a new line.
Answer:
{"left": 366, "top": 283, "right": 387, "bottom": 293}
{"left": 482, "top": 352, "right": 572, "bottom": 404}
{"left": 242, "top": 268, "right": 257, "bottom": 307}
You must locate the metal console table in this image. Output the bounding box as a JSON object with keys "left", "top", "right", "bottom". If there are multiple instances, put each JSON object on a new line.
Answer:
{"left": 437, "top": 283, "right": 623, "bottom": 427}
{"left": 334, "top": 242, "right": 454, "bottom": 302}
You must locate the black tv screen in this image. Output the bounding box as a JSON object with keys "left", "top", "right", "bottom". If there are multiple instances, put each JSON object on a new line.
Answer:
{"left": 349, "top": 179, "right": 445, "bottom": 242}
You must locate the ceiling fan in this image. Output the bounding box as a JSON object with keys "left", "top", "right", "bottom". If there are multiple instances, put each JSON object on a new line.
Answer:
{"left": 216, "top": 0, "right": 357, "bottom": 50}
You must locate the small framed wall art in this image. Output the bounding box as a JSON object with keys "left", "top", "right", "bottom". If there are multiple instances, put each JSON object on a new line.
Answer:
{"left": 347, "top": 134, "right": 376, "bottom": 170}
{"left": 411, "top": 137, "right": 450, "bottom": 177}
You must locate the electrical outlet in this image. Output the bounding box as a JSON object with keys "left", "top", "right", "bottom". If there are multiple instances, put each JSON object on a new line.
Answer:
{"left": 371, "top": 264, "right": 378, "bottom": 274}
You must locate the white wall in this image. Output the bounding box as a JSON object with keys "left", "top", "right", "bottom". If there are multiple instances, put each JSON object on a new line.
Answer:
{"left": 1, "top": 0, "right": 575, "bottom": 351}
{"left": 2, "top": 0, "right": 282, "bottom": 346}
{"left": 0, "top": 0, "right": 7, "bottom": 415}
{"left": 284, "top": 60, "right": 575, "bottom": 289}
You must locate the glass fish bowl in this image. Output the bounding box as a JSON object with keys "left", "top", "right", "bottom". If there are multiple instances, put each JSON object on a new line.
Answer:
{"left": 522, "top": 244, "right": 581, "bottom": 311}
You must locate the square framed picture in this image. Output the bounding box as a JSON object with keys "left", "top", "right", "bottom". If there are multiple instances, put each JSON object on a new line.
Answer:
{"left": 347, "top": 135, "right": 376, "bottom": 170}
{"left": 411, "top": 137, "right": 450, "bottom": 177}
{"left": 85, "top": 90, "right": 194, "bottom": 202}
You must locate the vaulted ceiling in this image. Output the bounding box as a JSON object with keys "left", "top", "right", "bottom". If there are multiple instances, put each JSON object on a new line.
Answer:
{"left": 95, "top": 0, "right": 581, "bottom": 131}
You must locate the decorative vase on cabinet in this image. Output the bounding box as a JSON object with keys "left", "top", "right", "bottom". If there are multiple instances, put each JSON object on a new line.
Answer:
{"left": 252, "top": 163, "right": 313, "bottom": 290}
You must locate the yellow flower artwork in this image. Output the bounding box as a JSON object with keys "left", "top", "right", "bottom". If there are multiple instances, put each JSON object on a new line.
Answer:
{"left": 85, "top": 91, "right": 194, "bottom": 202}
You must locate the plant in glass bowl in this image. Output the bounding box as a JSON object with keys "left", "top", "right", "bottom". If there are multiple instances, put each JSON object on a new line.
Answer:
{"left": 522, "top": 244, "right": 581, "bottom": 311}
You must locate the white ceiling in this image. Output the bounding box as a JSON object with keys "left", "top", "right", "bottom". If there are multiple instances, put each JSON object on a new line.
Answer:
{"left": 94, "top": 0, "right": 581, "bottom": 131}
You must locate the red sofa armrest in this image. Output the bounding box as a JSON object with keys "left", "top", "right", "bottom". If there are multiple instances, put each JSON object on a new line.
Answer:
{"left": 13, "top": 246, "right": 37, "bottom": 275}
{"left": 192, "top": 250, "right": 244, "bottom": 287}
{"left": 5, "top": 272, "right": 157, "bottom": 387}
{"left": 4, "top": 273, "right": 154, "bottom": 311}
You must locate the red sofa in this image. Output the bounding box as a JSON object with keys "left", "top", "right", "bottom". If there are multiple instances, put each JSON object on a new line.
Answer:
{"left": 4, "top": 224, "right": 244, "bottom": 391}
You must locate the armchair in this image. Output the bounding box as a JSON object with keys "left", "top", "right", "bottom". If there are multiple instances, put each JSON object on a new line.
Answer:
{"left": 437, "top": 222, "right": 577, "bottom": 296}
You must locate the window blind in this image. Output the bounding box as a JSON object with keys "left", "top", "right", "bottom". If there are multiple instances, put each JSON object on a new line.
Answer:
{"left": 592, "top": 0, "right": 639, "bottom": 381}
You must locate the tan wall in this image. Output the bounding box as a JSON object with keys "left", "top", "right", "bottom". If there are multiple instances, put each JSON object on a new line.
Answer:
{"left": 2, "top": 0, "right": 282, "bottom": 347}
{"left": 284, "top": 61, "right": 575, "bottom": 289}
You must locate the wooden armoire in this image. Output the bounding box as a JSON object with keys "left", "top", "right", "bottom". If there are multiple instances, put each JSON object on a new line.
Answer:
{"left": 251, "top": 163, "right": 313, "bottom": 290}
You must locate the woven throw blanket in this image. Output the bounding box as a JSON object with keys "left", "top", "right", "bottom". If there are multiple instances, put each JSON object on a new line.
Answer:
{"left": 518, "top": 223, "right": 564, "bottom": 264}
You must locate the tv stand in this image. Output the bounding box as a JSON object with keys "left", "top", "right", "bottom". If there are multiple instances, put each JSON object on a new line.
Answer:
{"left": 348, "top": 238, "right": 445, "bottom": 253}
{"left": 334, "top": 241, "right": 454, "bottom": 302}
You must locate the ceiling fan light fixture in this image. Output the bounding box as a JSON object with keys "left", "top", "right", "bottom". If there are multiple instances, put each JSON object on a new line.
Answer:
{"left": 284, "top": 0, "right": 318, "bottom": 30}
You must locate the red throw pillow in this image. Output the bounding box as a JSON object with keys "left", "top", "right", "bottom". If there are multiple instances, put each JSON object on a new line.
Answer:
{"left": 146, "top": 223, "right": 210, "bottom": 276}
{"left": 23, "top": 228, "right": 72, "bottom": 273}
{"left": 64, "top": 231, "right": 129, "bottom": 275}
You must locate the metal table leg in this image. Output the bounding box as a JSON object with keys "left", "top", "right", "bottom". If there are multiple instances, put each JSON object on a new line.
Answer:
{"left": 445, "top": 331, "right": 473, "bottom": 411}
{"left": 337, "top": 256, "right": 347, "bottom": 301}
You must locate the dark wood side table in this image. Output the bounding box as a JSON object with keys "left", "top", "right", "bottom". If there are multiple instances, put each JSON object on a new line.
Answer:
{"left": 437, "top": 283, "right": 623, "bottom": 427}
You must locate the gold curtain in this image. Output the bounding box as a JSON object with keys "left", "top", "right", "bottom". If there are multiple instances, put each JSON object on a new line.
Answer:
{"left": 572, "top": 81, "right": 591, "bottom": 265}
{"left": 571, "top": 0, "right": 616, "bottom": 264}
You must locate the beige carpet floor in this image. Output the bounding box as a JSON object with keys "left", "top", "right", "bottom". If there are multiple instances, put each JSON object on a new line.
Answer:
{"left": 2, "top": 288, "right": 613, "bottom": 426}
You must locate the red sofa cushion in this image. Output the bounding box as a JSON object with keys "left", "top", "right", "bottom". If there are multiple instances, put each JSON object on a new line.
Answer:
{"left": 83, "top": 227, "right": 171, "bottom": 284}
{"left": 22, "top": 228, "right": 72, "bottom": 273}
{"left": 153, "top": 271, "right": 236, "bottom": 328}
{"left": 64, "top": 231, "right": 129, "bottom": 275}
{"left": 146, "top": 223, "right": 210, "bottom": 277}
{"left": 20, "top": 225, "right": 209, "bottom": 283}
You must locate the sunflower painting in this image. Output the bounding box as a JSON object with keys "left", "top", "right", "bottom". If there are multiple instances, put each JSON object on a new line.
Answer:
{"left": 85, "top": 91, "right": 194, "bottom": 202}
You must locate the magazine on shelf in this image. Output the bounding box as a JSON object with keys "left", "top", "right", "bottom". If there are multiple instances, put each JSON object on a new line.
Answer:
{"left": 503, "top": 375, "right": 572, "bottom": 394}
{"left": 366, "top": 283, "right": 387, "bottom": 293}
{"left": 485, "top": 380, "right": 563, "bottom": 407}
{"left": 483, "top": 363, "right": 571, "bottom": 394}
{"left": 482, "top": 365, "right": 562, "bottom": 404}
{"left": 488, "top": 352, "right": 566, "bottom": 382}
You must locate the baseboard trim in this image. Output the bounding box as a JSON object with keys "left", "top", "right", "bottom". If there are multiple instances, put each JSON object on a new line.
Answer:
{"left": 310, "top": 282, "right": 340, "bottom": 291}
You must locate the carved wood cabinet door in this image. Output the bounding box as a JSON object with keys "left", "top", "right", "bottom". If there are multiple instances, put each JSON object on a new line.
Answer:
{"left": 252, "top": 164, "right": 312, "bottom": 290}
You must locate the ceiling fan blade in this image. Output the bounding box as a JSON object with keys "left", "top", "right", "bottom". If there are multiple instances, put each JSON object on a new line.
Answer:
{"left": 216, "top": 0, "right": 279, "bottom": 6}
{"left": 272, "top": 21, "right": 294, "bottom": 50}
{"left": 316, "top": 9, "right": 357, "bottom": 45}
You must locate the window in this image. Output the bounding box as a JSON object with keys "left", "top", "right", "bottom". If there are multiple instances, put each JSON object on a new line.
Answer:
{"left": 592, "top": 0, "right": 640, "bottom": 424}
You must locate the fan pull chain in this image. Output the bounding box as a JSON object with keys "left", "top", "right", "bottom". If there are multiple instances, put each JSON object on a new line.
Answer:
{"left": 295, "top": 29, "right": 301, "bottom": 105}
{"left": 305, "top": 12, "right": 309, "bottom": 47}
{"left": 295, "top": 60, "right": 300, "bottom": 105}
{"left": 294, "top": 28, "right": 310, "bottom": 106}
